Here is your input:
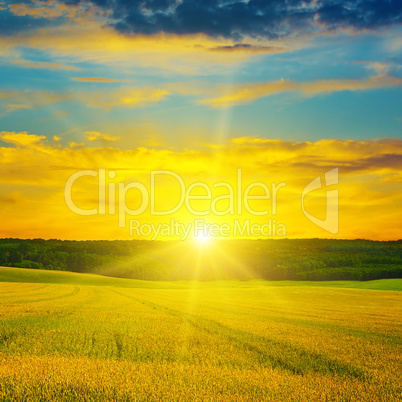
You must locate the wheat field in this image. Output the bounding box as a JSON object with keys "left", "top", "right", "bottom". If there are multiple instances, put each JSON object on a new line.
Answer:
{"left": 0, "top": 268, "right": 401, "bottom": 401}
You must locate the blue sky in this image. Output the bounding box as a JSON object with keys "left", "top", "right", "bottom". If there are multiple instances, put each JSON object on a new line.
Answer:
{"left": 0, "top": 1, "right": 401, "bottom": 148}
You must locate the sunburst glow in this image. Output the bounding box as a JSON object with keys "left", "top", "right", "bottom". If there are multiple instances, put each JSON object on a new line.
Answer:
{"left": 194, "top": 233, "right": 212, "bottom": 245}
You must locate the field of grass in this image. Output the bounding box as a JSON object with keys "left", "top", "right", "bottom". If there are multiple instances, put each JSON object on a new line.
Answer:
{"left": 1, "top": 266, "right": 401, "bottom": 290}
{"left": 0, "top": 267, "right": 401, "bottom": 400}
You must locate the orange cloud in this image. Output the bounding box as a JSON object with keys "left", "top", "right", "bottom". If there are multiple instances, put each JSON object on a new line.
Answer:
{"left": 78, "top": 87, "right": 170, "bottom": 109}
{"left": 8, "top": 1, "right": 81, "bottom": 19}
{"left": 0, "top": 87, "right": 169, "bottom": 115}
{"left": 11, "top": 60, "right": 81, "bottom": 70}
{"left": 1, "top": 74, "right": 399, "bottom": 114}
{"left": 0, "top": 131, "right": 46, "bottom": 147}
{"left": 209, "top": 44, "right": 287, "bottom": 54}
{"left": 200, "top": 75, "right": 402, "bottom": 107}
{"left": 354, "top": 61, "right": 391, "bottom": 75}
{"left": 85, "top": 131, "right": 120, "bottom": 142}
{"left": 0, "top": 91, "right": 72, "bottom": 114}
{"left": 8, "top": 2, "right": 64, "bottom": 18}
{"left": 72, "top": 77, "right": 121, "bottom": 83}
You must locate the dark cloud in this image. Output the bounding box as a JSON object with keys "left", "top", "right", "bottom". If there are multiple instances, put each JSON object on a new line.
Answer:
{"left": 0, "top": 11, "right": 49, "bottom": 36}
{"left": 9, "top": 0, "right": 402, "bottom": 39}
{"left": 210, "top": 43, "right": 286, "bottom": 54}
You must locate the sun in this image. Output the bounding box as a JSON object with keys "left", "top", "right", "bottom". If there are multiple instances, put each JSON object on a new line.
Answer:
{"left": 194, "top": 233, "right": 211, "bottom": 245}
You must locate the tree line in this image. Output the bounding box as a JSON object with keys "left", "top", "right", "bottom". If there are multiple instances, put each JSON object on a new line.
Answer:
{"left": 0, "top": 238, "right": 401, "bottom": 281}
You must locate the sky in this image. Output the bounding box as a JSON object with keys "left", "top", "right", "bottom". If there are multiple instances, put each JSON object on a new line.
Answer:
{"left": 0, "top": 0, "right": 401, "bottom": 240}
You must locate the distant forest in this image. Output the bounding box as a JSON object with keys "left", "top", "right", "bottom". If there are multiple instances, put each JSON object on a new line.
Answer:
{"left": 0, "top": 238, "right": 401, "bottom": 281}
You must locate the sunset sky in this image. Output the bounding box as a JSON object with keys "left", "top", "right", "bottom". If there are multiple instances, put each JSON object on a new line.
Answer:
{"left": 0, "top": 0, "right": 401, "bottom": 240}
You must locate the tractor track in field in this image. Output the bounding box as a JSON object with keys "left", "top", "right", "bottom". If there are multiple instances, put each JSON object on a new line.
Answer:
{"left": 8, "top": 286, "right": 80, "bottom": 305}
{"left": 109, "top": 288, "right": 368, "bottom": 380}
{"left": 0, "top": 286, "right": 99, "bottom": 330}
{"left": 0, "top": 283, "right": 50, "bottom": 296}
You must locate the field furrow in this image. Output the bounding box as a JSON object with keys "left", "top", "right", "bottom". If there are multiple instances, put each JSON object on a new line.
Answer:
{"left": 0, "top": 273, "right": 400, "bottom": 400}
